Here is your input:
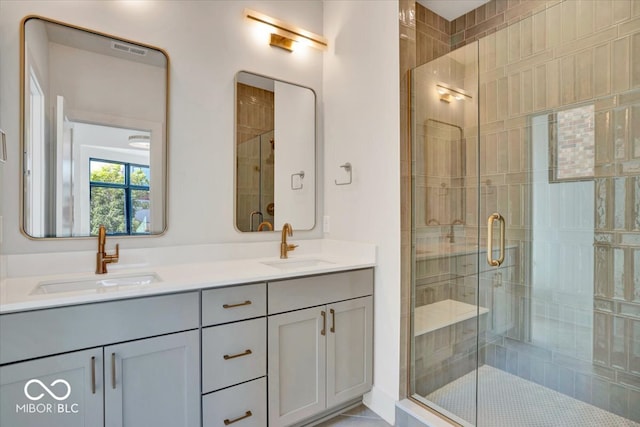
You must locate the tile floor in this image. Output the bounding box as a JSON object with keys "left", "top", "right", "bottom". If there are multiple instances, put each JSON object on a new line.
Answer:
{"left": 426, "top": 365, "right": 640, "bottom": 426}
{"left": 315, "top": 404, "right": 393, "bottom": 427}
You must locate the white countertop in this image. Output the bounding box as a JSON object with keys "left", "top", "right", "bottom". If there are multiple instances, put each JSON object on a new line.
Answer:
{"left": 0, "top": 240, "right": 376, "bottom": 314}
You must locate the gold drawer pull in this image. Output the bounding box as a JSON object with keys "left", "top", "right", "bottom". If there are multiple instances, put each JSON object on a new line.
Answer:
{"left": 321, "top": 310, "right": 326, "bottom": 336}
{"left": 224, "top": 410, "right": 252, "bottom": 425}
{"left": 223, "top": 349, "right": 252, "bottom": 360}
{"left": 330, "top": 308, "right": 335, "bottom": 333}
{"left": 222, "top": 300, "right": 252, "bottom": 309}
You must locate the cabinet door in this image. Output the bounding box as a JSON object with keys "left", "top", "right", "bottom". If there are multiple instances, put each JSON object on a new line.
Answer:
{"left": 0, "top": 348, "right": 103, "bottom": 427}
{"left": 326, "top": 296, "right": 373, "bottom": 408}
{"left": 105, "top": 330, "right": 199, "bottom": 427}
{"left": 268, "top": 306, "right": 326, "bottom": 427}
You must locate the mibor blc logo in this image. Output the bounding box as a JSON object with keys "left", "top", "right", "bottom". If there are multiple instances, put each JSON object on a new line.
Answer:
{"left": 16, "top": 379, "right": 80, "bottom": 414}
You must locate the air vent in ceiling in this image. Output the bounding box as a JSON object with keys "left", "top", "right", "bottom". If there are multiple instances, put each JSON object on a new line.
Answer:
{"left": 111, "top": 41, "right": 148, "bottom": 56}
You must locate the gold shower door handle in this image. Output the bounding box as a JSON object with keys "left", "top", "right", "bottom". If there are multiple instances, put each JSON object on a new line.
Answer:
{"left": 487, "top": 213, "right": 505, "bottom": 267}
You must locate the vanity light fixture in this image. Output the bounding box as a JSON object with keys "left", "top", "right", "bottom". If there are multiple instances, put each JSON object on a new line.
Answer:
{"left": 244, "top": 8, "right": 328, "bottom": 52}
{"left": 436, "top": 84, "right": 471, "bottom": 103}
{"left": 128, "top": 134, "right": 150, "bottom": 149}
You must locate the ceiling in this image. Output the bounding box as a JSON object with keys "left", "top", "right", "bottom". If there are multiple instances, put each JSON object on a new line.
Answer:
{"left": 416, "top": 0, "right": 491, "bottom": 21}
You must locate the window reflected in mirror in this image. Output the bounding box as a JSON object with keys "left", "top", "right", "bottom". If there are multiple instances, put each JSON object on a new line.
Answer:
{"left": 89, "top": 158, "right": 151, "bottom": 236}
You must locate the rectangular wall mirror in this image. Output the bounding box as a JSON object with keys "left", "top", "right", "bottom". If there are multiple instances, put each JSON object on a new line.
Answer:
{"left": 21, "top": 16, "right": 168, "bottom": 238}
{"left": 235, "top": 71, "right": 316, "bottom": 232}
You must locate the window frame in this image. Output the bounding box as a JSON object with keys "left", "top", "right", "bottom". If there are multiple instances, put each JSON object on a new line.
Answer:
{"left": 547, "top": 104, "right": 596, "bottom": 183}
{"left": 89, "top": 158, "right": 150, "bottom": 235}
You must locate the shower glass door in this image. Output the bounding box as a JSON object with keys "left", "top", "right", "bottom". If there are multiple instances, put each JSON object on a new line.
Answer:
{"left": 410, "top": 1, "right": 640, "bottom": 426}
{"left": 410, "top": 42, "right": 480, "bottom": 426}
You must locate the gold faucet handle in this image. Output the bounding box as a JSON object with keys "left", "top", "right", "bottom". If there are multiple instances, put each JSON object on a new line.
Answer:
{"left": 288, "top": 244, "right": 298, "bottom": 251}
{"left": 105, "top": 244, "right": 120, "bottom": 262}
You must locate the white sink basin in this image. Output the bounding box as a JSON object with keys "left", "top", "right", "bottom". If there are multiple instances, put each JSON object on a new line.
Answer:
{"left": 31, "top": 273, "right": 161, "bottom": 295}
{"left": 262, "top": 258, "right": 334, "bottom": 270}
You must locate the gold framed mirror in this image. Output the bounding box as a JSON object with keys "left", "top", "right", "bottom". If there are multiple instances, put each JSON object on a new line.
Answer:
{"left": 235, "top": 71, "right": 316, "bottom": 232}
{"left": 21, "top": 16, "right": 169, "bottom": 238}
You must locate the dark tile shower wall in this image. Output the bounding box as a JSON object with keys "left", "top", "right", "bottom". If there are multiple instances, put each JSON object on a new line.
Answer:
{"left": 414, "top": 0, "right": 562, "bottom": 67}
{"left": 415, "top": 5, "right": 450, "bottom": 66}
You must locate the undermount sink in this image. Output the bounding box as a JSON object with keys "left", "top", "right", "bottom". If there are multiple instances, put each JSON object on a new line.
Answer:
{"left": 262, "top": 258, "right": 334, "bottom": 270}
{"left": 31, "top": 273, "right": 161, "bottom": 295}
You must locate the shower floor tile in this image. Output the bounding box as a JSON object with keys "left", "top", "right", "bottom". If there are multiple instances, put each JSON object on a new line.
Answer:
{"left": 425, "top": 365, "right": 639, "bottom": 427}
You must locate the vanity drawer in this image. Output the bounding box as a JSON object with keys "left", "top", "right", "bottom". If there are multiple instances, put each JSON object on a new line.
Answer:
{"left": 202, "top": 283, "right": 266, "bottom": 326}
{"left": 202, "top": 318, "right": 266, "bottom": 393}
{"left": 203, "top": 377, "right": 266, "bottom": 427}
{"left": 268, "top": 268, "right": 373, "bottom": 315}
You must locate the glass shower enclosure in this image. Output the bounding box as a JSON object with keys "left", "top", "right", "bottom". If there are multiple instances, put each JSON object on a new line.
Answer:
{"left": 410, "top": 1, "right": 640, "bottom": 425}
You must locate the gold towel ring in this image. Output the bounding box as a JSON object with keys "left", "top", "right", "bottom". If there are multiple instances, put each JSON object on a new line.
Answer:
{"left": 257, "top": 221, "right": 273, "bottom": 231}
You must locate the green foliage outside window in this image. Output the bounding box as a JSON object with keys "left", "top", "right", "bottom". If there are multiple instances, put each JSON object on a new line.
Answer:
{"left": 90, "top": 162, "right": 150, "bottom": 235}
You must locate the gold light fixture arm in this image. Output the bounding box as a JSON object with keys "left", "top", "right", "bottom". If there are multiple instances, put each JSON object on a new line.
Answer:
{"left": 244, "top": 8, "right": 328, "bottom": 52}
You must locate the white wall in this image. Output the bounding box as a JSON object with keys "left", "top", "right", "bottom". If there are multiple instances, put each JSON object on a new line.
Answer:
{"left": 323, "top": 1, "right": 400, "bottom": 424}
{"left": 49, "top": 42, "right": 166, "bottom": 124}
{"left": 274, "top": 80, "right": 315, "bottom": 230}
{"left": 0, "top": 0, "right": 324, "bottom": 254}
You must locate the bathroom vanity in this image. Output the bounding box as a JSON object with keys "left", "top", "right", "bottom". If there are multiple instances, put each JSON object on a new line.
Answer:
{"left": 0, "top": 292, "right": 200, "bottom": 427}
{"left": 0, "top": 256, "right": 374, "bottom": 427}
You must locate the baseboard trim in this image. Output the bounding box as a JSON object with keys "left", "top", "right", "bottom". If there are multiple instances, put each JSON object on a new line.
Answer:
{"left": 296, "top": 398, "right": 362, "bottom": 427}
{"left": 363, "top": 386, "right": 396, "bottom": 425}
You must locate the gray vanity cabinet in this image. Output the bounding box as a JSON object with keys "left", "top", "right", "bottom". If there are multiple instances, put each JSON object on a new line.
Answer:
{"left": 201, "top": 283, "right": 268, "bottom": 427}
{"left": 325, "top": 297, "right": 373, "bottom": 408}
{"left": 105, "top": 330, "right": 200, "bottom": 427}
{"left": 0, "top": 330, "right": 198, "bottom": 427}
{"left": 268, "top": 306, "right": 327, "bottom": 426}
{"left": 0, "top": 348, "right": 103, "bottom": 427}
{"left": 267, "top": 269, "right": 374, "bottom": 427}
{"left": 0, "top": 292, "right": 200, "bottom": 427}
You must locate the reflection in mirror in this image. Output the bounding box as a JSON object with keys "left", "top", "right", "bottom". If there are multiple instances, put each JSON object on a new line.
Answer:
{"left": 423, "top": 118, "right": 465, "bottom": 226}
{"left": 21, "top": 16, "right": 168, "bottom": 238}
{"left": 235, "top": 72, "right": 315, "bottom": 232}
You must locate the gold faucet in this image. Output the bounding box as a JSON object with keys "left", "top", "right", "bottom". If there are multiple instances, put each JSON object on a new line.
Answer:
{"left": 96, "top": 225, "right": 119, "bottom": 274}
{"left": 280, "top": 223, "right": 298, "bottom": 259}
{"left": 447, "top": 219, "right": 464, "bottom": 244}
